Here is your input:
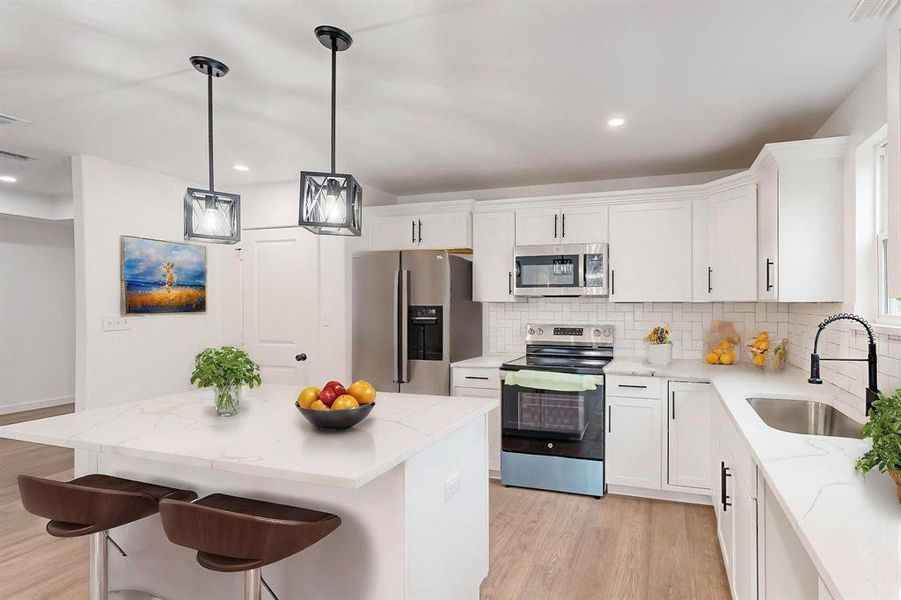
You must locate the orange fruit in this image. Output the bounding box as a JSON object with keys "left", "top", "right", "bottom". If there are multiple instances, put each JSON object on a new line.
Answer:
{"left": 332, "top": 395, "right": 360, "bottom": 411}
{"left": 297, "top": 387, "right": 321, "bottom": 409}
{"left": 705, "top": 352, "right": 719, "bottom": 365}
{"left": 348, "top": 381, "right": 377, "bottom": 405}
{"left": 309, "top": 399, "right": 329, "bottom": 411}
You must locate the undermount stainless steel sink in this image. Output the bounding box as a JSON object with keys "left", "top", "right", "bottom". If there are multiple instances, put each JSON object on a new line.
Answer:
{"left": 746, "top": 397, "right": 863, "bottom": 438}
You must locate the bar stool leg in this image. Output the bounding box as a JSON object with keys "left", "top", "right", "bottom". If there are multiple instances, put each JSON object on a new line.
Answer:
{"left": 243, "top": 568, "right": 262, "bottom": 600}
{"left": 89, "top": 531, "right": 108, "bottom": 600}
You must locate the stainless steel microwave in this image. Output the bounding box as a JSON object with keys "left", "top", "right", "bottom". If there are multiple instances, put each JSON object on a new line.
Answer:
{"left": 513, "top": 243, "right": 609, "bottom": 296}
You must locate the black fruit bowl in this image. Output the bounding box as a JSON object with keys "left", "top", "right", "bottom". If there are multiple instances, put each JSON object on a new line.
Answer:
{"left": 296, "top": 402, "right": 375, "bottom": 431}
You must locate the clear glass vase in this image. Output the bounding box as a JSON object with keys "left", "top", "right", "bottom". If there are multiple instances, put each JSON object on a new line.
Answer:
{"left": 215, "top": 384, "right": 241, "bottom": 416}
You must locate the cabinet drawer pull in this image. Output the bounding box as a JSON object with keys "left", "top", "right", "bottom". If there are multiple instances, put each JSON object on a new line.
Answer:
{"left": 617, "top": 384, "right": 647, "bottom": 389}
{"left": 465, "top": 376, "right": 490, "bottom": 380}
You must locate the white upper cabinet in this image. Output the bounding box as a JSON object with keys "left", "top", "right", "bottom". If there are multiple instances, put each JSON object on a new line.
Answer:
{"left": 609, "top": 200, "right": 693, "bottom": 302}
{"left": 754, "top": 138, "right": 846, "bottom": 302}
{"left": 515, "top": 206, "right": 560, "bottom": 245}
{"left": 365, "top": 201, "right": 473, "bottom": 251}
{"left": 368, "top": 215, "right": 419, "bottom": 251}
{"left": 472, "top": 211, "right": 516, "bottom": 302}
{"left": 416, "top": 212, "right": 471, "bottom": 249}
{"left": 558, "top": 205, "right": 609, "bottom": 244}
{"left": 514, "top": 204, "right": 608, "bottom": 245}
{"left": 693, "top": 183, "right": 758, "bottom": 302}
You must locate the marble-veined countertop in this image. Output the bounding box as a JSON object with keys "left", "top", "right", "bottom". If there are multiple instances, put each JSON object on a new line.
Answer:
{"left": 0, "top": 385, "right": 497, "bottom": 490}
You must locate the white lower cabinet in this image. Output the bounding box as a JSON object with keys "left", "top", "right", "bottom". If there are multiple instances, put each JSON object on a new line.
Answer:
{"left": 666, "top": 381, "right": 711, "bottom": 490}
{"left": 451, "top": 366, "right": 501, "bottom": 475}
{"left": 606, "top": 394, "right": 662, "bottom": 489}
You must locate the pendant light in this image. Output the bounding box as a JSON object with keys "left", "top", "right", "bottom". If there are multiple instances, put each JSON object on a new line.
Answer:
{"left": 184, "top": 56, "right": 241, "bottom": 244}
{"left": 299, "top": 26, "right": 362, "bottom": 236}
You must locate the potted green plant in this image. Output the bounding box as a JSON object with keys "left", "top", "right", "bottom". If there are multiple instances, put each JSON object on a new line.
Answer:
{"left": 855, "top": 389, "right": 901, "bottom": 503}
{"left": 645, "top": 325, "right": 673, "bottom": 366}
{"left": 190, "top": 346, "right": 262, "bottom": 416}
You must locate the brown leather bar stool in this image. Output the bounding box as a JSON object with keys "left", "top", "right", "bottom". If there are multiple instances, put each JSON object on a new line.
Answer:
{"left": 159, "top": 493, "right": 341, "bottom": 600}
{"left": 18, "top": 473, "right": 197, "bottom": 600}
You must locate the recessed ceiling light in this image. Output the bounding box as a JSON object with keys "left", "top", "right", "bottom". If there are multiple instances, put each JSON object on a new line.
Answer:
{"left": 0, "top": 175, "right": 17, "bottom": 183}
{"left": 607, "top": 117, "right": 626, "bottom": 128}
{"left": 233, "top": 164, "right": 250, "bottom": 172}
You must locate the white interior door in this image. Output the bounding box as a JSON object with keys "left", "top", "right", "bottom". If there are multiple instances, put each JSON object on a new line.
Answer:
{"left": 240, "top": 229, "right": 319, "bottom": 385}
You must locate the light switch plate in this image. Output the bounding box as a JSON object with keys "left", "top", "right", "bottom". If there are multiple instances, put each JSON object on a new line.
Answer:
{"left": 444, "top": 471, "right": 462, "bottom": 501}
{"left": 102, "top": 315, "right": 130, "bottom": 331}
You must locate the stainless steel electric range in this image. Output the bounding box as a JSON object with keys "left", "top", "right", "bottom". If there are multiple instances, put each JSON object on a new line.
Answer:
{"left": 500, "top": 323, "right": 614, "bottom": 498}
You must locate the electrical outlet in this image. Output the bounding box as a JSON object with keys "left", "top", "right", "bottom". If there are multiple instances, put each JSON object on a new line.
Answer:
{"left": 444, "top": 471, "right": 462, "bottom": 501}
{"left": 102, "top": 315, "right": 130, "bottom": 332}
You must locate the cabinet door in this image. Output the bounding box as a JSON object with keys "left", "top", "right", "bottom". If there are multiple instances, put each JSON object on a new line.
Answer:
{"left": 560, "top": 205, "right": 609, "bottom": 244}
{"left": 757, "top": 162, "right": 779, "bottom": 300}
{"left": 714, "top": 432, "right": 735, "bottom": 579}
{"left": 417, "top": 212, "right": 471, "bottom": 249}
{"left": 606, "top": 395, "right": 662, "bottom": 489}
{"left": 515, "top": 206, "right": 560, "bottom": 245}
{"left": 733, "top": 473, "right": 758, "bottom": 600}
{"left": 706, "top": 183, "right": 758, "bottom": 301}
{"left": 452, "top": 385, "right": 501, "bottom": 473}
{"left": 472, "top": 212, "right": 516, "bottom": 302}
{"left": 609, "top": 200, "right": 692, "bottom": 302}
{"left": 368, "top": 215, "right": 418, "bottom": 251}
{"left": 667, "top": 382, "right": 711, "bottom": 490}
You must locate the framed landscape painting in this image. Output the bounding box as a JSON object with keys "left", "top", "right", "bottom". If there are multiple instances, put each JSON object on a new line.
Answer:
{"left": 121, "top": 236, "right": 207, "bottom": 314}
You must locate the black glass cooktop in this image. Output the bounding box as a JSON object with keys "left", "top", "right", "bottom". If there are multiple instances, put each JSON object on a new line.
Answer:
{"left": 501, "top": 355, "right": 609, "bottom": 376}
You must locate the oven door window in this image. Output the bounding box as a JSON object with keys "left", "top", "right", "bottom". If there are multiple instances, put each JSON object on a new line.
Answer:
{"left": 503, "top": 386, "right": 588, "bottom": 439}
{"left": 515, "top": 255, "right": 580, "bottom": 288}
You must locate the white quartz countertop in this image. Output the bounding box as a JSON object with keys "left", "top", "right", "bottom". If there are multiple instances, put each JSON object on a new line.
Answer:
{"left": 450, "top": 354, "right": 520, "bottom": 368}
{"left": 0, "top": 385, "right": 497, "bottom": 490}
{"left": 605, "top": 358, "right": 900, "bottom": 600}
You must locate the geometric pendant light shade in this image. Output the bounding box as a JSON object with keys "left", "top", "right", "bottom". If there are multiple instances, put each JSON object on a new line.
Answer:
{"left": 299, "top": 26, "right": 362, "bottom": 236}
{"left": 184, "top": 56, "right": 241, "bottom": 243}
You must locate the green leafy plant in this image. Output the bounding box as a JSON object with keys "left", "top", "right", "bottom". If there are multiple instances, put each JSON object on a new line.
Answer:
{"left": 645, "top": 325, "right": 671, "bottom": 345}
{"left": 191, "top": 346, "right": 262, "bottom": 389}
{"left": 855, "top": 389, "right": 901, "bottom": 475}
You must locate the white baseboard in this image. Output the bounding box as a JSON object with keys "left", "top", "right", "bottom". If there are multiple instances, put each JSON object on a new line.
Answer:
{"left": 607, "top": 484, "right": 712, "bottom": 506}
{"left": 0, "top": 395, "right": 74, "bottom": 415}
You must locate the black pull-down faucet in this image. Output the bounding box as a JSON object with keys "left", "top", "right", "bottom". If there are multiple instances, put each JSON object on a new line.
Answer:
{"left": 808, "top": 313, "right": 879, "bottom": 415}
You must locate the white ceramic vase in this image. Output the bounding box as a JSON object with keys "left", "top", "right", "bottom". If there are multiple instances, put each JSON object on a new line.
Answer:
{"left": 646, "top": 343, "right": 673, "bottom": 366}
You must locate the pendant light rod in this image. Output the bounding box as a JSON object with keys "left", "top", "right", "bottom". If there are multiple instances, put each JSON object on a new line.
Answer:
{"left": 331, "top": 37, "right": 336, "bottom": 174}
{"left": 314, "top": 26, "right": 352, "bottom": 174}
{"left": 189, "top": 56, "right": 230, "bottom": 193}
{"left": 208, "top": 71, "right": 214, "bottom": 192}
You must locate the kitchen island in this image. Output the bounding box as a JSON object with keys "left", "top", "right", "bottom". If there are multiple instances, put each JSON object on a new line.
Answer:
{"left": 0, "top": 385, "right": 496, "bottom": 600}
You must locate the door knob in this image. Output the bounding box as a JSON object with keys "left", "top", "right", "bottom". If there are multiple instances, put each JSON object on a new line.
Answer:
{"left": 295, "top": 353, "right": 307, "bottom": 362}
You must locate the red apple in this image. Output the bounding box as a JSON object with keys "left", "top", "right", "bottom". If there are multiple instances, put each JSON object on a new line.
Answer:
{"left": 318, "top": 387, "right": 338, "bottom": 407}
{"left": 323, "top": 381, "right": 347, "bottom": 397}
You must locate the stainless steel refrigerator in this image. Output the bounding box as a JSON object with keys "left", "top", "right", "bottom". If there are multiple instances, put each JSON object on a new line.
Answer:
{"left": 352, "top": 251, "right": 482, "bottom": 394}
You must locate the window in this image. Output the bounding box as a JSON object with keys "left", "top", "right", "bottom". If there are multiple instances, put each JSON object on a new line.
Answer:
{"left": 876, "top": 141, "right": 901, "bottom": 321}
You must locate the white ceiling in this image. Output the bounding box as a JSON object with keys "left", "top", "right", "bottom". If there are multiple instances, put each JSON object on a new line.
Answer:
{"left": 0, "top": 1, "right": 888, "bottom": 198}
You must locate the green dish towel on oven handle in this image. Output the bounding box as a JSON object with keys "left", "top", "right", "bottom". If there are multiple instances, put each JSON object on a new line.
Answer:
{"left": 503, "top": 369, "right": 598, "bottom": 392}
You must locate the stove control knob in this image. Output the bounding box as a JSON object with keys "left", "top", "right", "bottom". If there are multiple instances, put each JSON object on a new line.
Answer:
{"left": 536, "top": 328, "right": 544, "bottom": 335}
{"left": 528, "top": 327, "right": 535, "bottom": 335}
{"left": 547, "top": 442, "right": 554, "bottom": 449}
{"left": 602, "top": 327, "right": 612, "bottom": 338}
{"left": 593, "top": 328, "right": 602, "bottom": 337}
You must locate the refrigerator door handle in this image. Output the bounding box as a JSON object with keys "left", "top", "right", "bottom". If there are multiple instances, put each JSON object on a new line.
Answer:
{"left": 393, "top": 269, "right": 401, "bottom": 384}
{"left": 399, "top": 269, "right": 411, "bottom": 384}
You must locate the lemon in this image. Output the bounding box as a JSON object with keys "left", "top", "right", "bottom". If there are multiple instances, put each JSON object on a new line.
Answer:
{"left": 705, "top": 352, "right": 719, "bottom": 365}
{"left": 719, "top": 341, "right": 731, "bottom": 350}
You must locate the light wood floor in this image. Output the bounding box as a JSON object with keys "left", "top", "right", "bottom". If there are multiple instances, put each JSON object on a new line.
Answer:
{"left": 1, "top": 405, "right": 730, "bottom": 600}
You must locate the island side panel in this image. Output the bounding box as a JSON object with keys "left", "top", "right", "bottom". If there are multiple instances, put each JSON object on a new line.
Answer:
{"left": 95, "top": 453, "right": 406, "bottom": 600}
{"left": 404, "top": 415, "right": 489, "bottom": 599}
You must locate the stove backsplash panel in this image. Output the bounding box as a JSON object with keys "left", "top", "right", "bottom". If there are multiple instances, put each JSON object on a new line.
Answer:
{"left": 486, "top": 298, "right": 790, "bottom": 360}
